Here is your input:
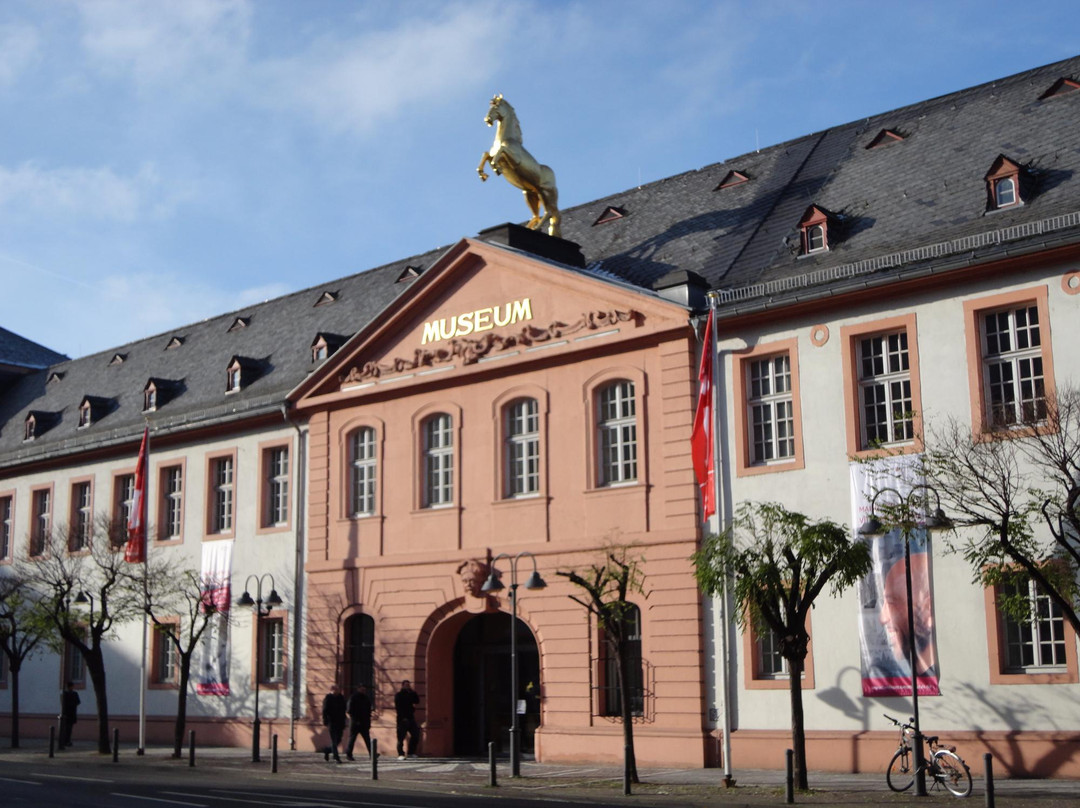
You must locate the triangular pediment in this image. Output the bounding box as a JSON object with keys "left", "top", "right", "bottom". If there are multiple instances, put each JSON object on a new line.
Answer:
{"left": 291, "top": 238, "right": 691, "bottom": 408}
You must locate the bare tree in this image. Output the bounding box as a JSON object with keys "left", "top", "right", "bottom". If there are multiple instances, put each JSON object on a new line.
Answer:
{"left": 142, "top": 558, "right": 223, "bottom": 757}
{"left": 557, "top": 545, "right": 647, "bottom": 785}
{"left": 692, "top": 502, "right": 871, "bottom": 791}
{"left": 0, "top": 572, "right": 57, "bottom": 747}
{"left": 923, "top": 385, "right": 1080, "bottom": 634}
{"left": 28, "top": 517, "right": 143, "bottom": 754}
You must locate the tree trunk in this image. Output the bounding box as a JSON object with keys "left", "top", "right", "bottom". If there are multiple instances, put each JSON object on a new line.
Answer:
{"left": 85, "top": 646, "right": 112, "bottom": 754}
{"left": 617, "top": 639, "right": 639, "bottom": 784}
{"left": 9, "top": 662, "right": 20, "bottom": 748}
{"left": 788, "top": 654, "right": 808, "bottom": 790}
{"left": 173, "top": 653, "right": 192, "bottom": 758}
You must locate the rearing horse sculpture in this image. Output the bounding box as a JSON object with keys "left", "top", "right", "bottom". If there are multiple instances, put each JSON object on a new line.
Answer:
{"left": 478, "top": 94, "right": 561, "bottom": 238}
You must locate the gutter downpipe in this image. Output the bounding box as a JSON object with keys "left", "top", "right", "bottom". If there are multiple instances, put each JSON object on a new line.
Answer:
{"left": 707, "top": 291, "right": 735, "bottom": 785}
{"left": 283, "top": 403, "right": 307, "bottom": 751}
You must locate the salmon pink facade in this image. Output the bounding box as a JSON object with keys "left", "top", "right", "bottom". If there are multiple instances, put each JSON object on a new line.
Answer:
{"left": 292, "top": 237, "right": 710, "bottom": 766}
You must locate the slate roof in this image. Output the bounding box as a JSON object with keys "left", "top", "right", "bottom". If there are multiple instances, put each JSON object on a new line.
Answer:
{"left": 3, "top": 54, "right": 1080, "bottom": 467}
{"left": 0, "top": 327, "right": 68, "bottom": 372}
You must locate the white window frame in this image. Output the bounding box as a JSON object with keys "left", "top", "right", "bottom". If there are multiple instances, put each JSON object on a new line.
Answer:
{"left": 857, "top": 331, "right": 914, "bottom": 448}
{"left": 31, "top": 489, "right": 50, "bottom": 556}
{"left": 981, "top": 305, "right": 1046, "bottom": 427}
{"left": 1003, "top": 578, "right": 1068, "bottom": 672}
{"left": 747, "top": 355, "right": 795, "bottom": 463}
{"left": 211, "top": 457, "right": 234, "bottom": 533}
{"left": 260, "top": 617, "right": 286, "bottom": 684}
{"left": 505, "top": 398, "right": 540, "bottom": 497}
{"left": 71, "top": 482, "right": 92, "bottom": 552}
{"left": 0, "top": 495, "right": 12, "bottom": 561}
{"left": 350, "top": 427, "right": 377, "bottom": 517}
{"left": 597, "top": 381, "right": 637, "bottom": 486}
{"left": 423, "top": 414, "right": 454, "bottom": 508}
{"left": 157, "top": 631, "right": 179, "bottom": 684}
{"left": 162, "top": 466, "right": 183, "bottom": 539}
{"left": 266, "top": 447, "right": 289, "bottom": 527}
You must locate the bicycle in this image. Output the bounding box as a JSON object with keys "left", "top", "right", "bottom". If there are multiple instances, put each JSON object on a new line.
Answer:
{"left": 884, "top": 714, "right": 972, "bottom": 797}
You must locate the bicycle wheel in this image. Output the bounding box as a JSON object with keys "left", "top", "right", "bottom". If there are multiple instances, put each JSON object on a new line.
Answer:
{"left": 934, "top": 750, "right": 972, "bottom": 797}
{"left": 887, "top": 748, "right": 914, "bottom": 792}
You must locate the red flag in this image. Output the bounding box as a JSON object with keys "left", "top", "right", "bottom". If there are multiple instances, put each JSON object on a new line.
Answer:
{"left": 125, "top": 428, "right": 148, "bottom": 563}
{"left": 690, "top": 311, "right": 716, "bottom": 520}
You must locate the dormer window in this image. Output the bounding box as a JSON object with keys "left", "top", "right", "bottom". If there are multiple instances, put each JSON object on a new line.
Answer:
{"left": 798, "top": 205, "right": 831, "bottom": 255}
{"left": 311, "top": 333, "right": 345, "bottom": 364}
{"left": 109, "top": 353, "right": 126, "bottom": 366}
{"left": 47, "top": 372, "right": 64, "bottom": 385}
{"left": 866, "top": 129, "right": 905, "bottom": 149}
{"left": 228, "top": 317, "right": 250, "bottom": 333}
{"left": 77, "top": 396, "right": 111, "bottom": 428}
{"left": 1039, "top": 77, "right": 1080, "bottom": 101}
{"left": 224, "top": 356, "right": 259, "bottom": 394}
{"left": 24, "top": 414, "right": 36, "bottom": 441}
{"left": 313, "top": 342, "right": 328, "bottom": 362}
{"left": 227, "top": 363, "right": 242, "bottom": 393}
{"left": 78, "top": 401, "right": 92, "bottom": 428}
{"left": 715, "top": 170, "right": 750, "bottom": 190}
{"left": 985, "top": 155, "right": 1025, "bottom": 211}
{"left": 315, "top": 291, "right": 339, "bottom": 307}
{"left": 593, "top": 206, "right": 627, "bottom": 226}
{"left": 166, "top": 336, "right": 185, "bottom": 350}
{"left": 396, "top": 266, "right": 421, "bottom": 283}
{"left": 144, "top": 383, "right": 158, "bottom": 412}
{"left": 24, "top": 410, "right": 57, "bottom": 441}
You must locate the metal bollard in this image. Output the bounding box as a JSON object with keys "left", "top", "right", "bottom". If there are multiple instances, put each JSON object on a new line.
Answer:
{"left": 785, "top": 749, "right": 795, "bottom": 804}
{"left": 49, "top": 725, "right": 56, "bottom": 758}
{"left": 371, "top": 738, "right": 378, "bottom": 780}
{"left": 189, "top": 730, "right": 196, "bottom": 767}
{"left": 489, "top": 741, "right": 497, "bottom": 787}
{"left": 113, "top": 728, "right": 120, "bottom": 762}
{"left": 624, "top": 744, "right": 631, "bottom": 795}
{"left": 272, "top": 734, "right": 278, "bottom": 774}
{"left": 984, "top": 753, "right": 995, "bottom": 808}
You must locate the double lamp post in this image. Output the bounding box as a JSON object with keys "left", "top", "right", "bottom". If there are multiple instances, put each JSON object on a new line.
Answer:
{"left": 236, "top": 573, "right": 282, "bottom": 763}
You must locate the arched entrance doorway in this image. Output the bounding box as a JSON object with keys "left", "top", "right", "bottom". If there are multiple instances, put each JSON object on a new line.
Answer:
{"left": 452, "top": 612, "right": 540, "bottom": 757}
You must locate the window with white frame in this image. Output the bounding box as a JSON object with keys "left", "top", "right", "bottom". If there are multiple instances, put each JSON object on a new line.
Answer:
{"left": 113, "top": 474, "right": 135, "bottom": 548}
{"left": 260, "top": 617, "right": 286, "bottom": 684}
{"left": 31, "top": 489, "right": 50, "bottom": 557}
{"left": 597, "top": 381, "right": 637, "bottom": 486}
{"left": 70, "top": 482, "right": 92, "bottom": 552}
{"left": 210, "top": 457, "right": 234, "bottom": 533}
{"left": 1002, "top": 577, "right": 1067, "bottom": 672}
{"left": 857, "top": 331, "right": 914, "bottom": 448}
{"left": 422, "top": 414, "right": 454, "bottom": 508}
{"left": 748, "top": 355, "right": 795, "bottom": 463}
{"left": 350, "top": 427, "right": 377, "bottom": 516}
{"left": 64, "top": 637, "right": 86, "bottom": 686}
{"left": 756, "top": 626, "right": 790, "bottom": 678}
{"left": 1, "top": 495, "right": 12, "bottom": 561}
{"left": 154, "top": 628, "right": 179, "bottom": 685}
{"left": 264, "top": 447, "right": 289, "bottom": 527}
{"left": 505, "top": 398, "right": 540, "bottom": 497}
{"left": 981, "top": 305, "right": 1046, "bottom": 427}
{"left": 160, "top": 465, "right": 183, "bottom": 540}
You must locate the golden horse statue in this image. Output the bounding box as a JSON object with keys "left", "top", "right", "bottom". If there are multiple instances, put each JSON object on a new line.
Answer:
{"left": 477, "top": 94, "right": 561, "bottom": 238}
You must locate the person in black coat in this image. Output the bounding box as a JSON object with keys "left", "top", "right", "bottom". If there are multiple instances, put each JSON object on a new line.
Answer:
{"left": 394, "top": 679, "right": 420, "bottom": 759}
{"left": 345, "top": 684, "right": 372, "bottom": 760}
{"left": 59, "top": 681, "right": 80, "bottom": 748}
{"left": 321, "top": 684, "right": 347, "bottom": 763}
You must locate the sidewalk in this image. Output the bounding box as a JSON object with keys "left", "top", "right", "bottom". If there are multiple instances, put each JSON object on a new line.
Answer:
{"left": 2, "top": 739, "right": 1077, "bottom": 806}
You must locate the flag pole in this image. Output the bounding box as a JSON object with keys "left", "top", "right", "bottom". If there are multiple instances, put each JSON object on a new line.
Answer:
{"left": 138, "top": 425, "right": 149, "bottom": 755}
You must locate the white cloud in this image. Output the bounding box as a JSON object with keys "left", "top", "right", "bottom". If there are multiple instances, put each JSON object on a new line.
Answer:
{"left": 74, "top": 0, "right": 251, "bottom": 88}
{"left": 0, "top": 161, "right": 195, "bottom": 222}
{"left": 253, "top": 3, "right": 518, "bottom": 136}
{"left": 0, "top": 23, "right": 41, "bottom": 85}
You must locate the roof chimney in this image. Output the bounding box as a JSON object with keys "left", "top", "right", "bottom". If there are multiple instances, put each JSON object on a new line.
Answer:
{"left": 652, "top": 269, "right": 709, "bottom": 310}
{"left": 477, "top": 222, "right": 586, "bottom": 268}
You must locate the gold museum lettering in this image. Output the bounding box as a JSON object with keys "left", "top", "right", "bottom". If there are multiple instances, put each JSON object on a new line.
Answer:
{"left": 421, "top": 298, "right": 533, "bottom": 344}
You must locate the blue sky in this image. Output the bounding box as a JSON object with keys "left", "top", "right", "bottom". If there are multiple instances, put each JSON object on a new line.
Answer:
{"left": 1, "top": 0, "right": 1076, "bottom": 360}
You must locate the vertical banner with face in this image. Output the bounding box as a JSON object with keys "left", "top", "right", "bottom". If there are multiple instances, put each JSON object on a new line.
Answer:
{"left": 851, "top": 457, "right": 940, "bottom": 697}
{"left": 196, "top": 539, "right": 233, "bottom": 696}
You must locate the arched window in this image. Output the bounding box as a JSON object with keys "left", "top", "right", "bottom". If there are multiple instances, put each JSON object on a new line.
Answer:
{"left": 504, "top": 398, "right": 540, "bottom": 497}
{"left": 349, "top": 427, "right": 377, "bottom": 516}
{"left": 597, "top": 381, "right": 637, "bottom": 486}
{"left": 343, "top": 613, "right": 375, "bottom": 696}
{"left": 422, "top": 413, "right": 453, "bottom": 507}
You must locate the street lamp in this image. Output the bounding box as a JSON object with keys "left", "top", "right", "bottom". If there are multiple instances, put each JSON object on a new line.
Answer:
{"left": 859, "top": 484, "right": 951, "bottom": 798}
{"left": 236, "top": 574, "right": 283, "bottom": 763}
{"left": 481, "top": 551, "right": 546, "bottom": 777}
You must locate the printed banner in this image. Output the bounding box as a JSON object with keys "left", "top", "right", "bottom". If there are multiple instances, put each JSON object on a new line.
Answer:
{"left": 196, "top": 540, "right": 233, "bottom": 696}
{"left": 850, "top": 456, "right": 940, "bottom": 697}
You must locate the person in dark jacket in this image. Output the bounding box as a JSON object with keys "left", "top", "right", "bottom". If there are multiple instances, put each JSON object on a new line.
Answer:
{"left": 321, "top": 683, "right": 347, "bottom": 763}
{"left": 59, "top": 681, "right": 80, "bottom": 748}
{"left": 394, "top": 679, "right": 420, "bottom": 759}
{"left": 345, "top": 684, "right": 372, "bottom": 760}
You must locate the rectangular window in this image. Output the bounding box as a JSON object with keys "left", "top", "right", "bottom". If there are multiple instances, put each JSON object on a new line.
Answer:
{"left": 262, "top": 446, "right": 289, "bottom": 528}
{"left": 964, "top": 288, "right": 1055, "bottom": 435}
{"left": 506, "top": 398, "right": 540, "bottom": 497}
{"left": 1003, "top": 577, "right": 1067, "bottom": 672}
{"left": 210, "top": 456, "right": 234, "bottom": 534}
{"left": 600, "top": 605, "right": 644, "bottom": 717}
{"left": 64, "top": 638, "right": 86, "bottom": 687}
{"left": 858, "top": 332, "right": 914, "bottom": 447}
{"left": 0, "top": 495, "right": 12, "bottom": 561}
{"left": 744, "top": 618, "right": 815, "bottom": 690}
{"left": 159, "top": 465, "right": 183, "bottom": 541}
{"left": 70, "top": 481, "right": 93, "bottom": 552}
{"left": 423, "top": 414, "right": 454, "bottom": 508}
{"left": 756, "top": 627, "right": 789, "bottom": 678}
{"left": 152, "top": 627, "right": 179, "bottom": 685}
{"left": 350, "top": 428, "right": 377, "bottom": 516}
{"left": 748, "top": 355, "right": 794, "bottom": 462}
{"left": 259, "top": 617, "right": 286, "bottom": 684}
{"left": 113, "top": 474, "right": 135, "bottom": 547}
{"left": 598, "top": 381, "right": 637, "bottom": 486}
{"left": 31, "top": 488, "right": 51, "bottom": 557}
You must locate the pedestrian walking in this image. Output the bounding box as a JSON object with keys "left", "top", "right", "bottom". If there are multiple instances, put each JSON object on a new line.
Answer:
{"left": 394, "top": 679, "right": 420, "bottom": 759}
{"left": 321, "top": 683, "right": 347, "bottom": 763}
{"left": 58, "top": 681, "right": 80, "bottom": 748}
{"left": 345, "top": 683, "right": 372, "bottom": 760}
